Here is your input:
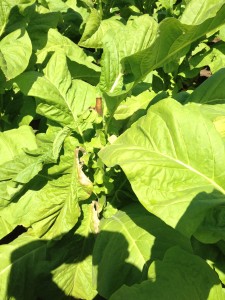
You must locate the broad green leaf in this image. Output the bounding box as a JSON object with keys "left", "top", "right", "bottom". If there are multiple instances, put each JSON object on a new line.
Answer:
{"left": 213, "top": 116, "right": 225, "bottom": 139}
{"left": 121, "top": 5, "right": 225, "bottom": 95}
{"left": 0, "top": 0, "right": 35, "bottom": 37}
{"left": 0, "top": 126, "right": 62, "bottom": 199}
{"left": 220, "top": 24, "right": 225, "bottom": 41}
{"left": 0, "top": 136, "right": 92, "bottom": 238}
{"left": 99, "top": 15, "right": 158, "bottom": 94}
{"left": 68, "top": 59, "right": 100, "bottom": 86}
{"left": 44, "top": 0, "right": 68, "bottom": 12}
{"left": 0, "top": 217, "right": 14, "bottom": 239}
{"left": 49, "top": 204, "right": 97, "bottom": 299}
{"left": 212, "top": 261, "right": 225, "bottom": 287}
{"left": 79, "top": 10, "right": 122, "bottom": 48}
{"left": 93, "top": 203, "right": 191, "bottom": 298}
{"left": 187, "top": 106, "right": 225, "bottom": 139}
{"left": 194, "top": 203, "right": 225, "bottom": 243}
{"left": 0, "top": 0, "right": 12, "bottom": 36}
{"left": 206, "top": 241, "right": 225, "bottom": 285}
{"left": 0, "top": 125, "right": 63, "bottom": 187}
{"left": 0, "top": 174, "right": 81, "bottom": 239}
{"left": 99, "top": 99, "right": 225, "bottom": 232}
{"left": 14, "top": 52, "right": 97, "bottom": 128}
{"left": 113, "top": 90, "right": 155, "bottom": 121}
{"left": 36, "top": 28, "right": 100, "bottom": 72}
{"left": 35, "top": 206, "right": 97, "bottom": 299}
{"left": 0, "top": 126, "right": 65, "bottom": 236}
{"left": 27, "top": 10, "right": 60, "bottom": 51}
{"left": 185, "top": 103, "right": 225, "bottom": 143}
{"left": 186, "top": 104, "right": 225, "bottom": 126}
{"left": 0, "top": 125, "right": 37, "bottom": 165}
{"left": 189, "top": 44, "right": 225, "bottom": 74}
{"left": 0, "top": 29, "right": 32, "bottom": 80}
{"left": 180, "top": 0, "right": 225, "bottom": 25}
{"left": 52, "top": 126, "right": 71, "bottom": 160}
{"left": 0, "top": 153, "right": 44, "bottom": 184}
{"left": 0, "top": 226, "right": 95, "bottom": 300}
{"left": 185, "top": 69, "right": 225, "bottom": 133}
{"left": 0, "top": 234, "right": 48, "bottom": 300}
{"left": 47, "top": 135, "right": 79, "bottom": 176}
{"left": 79, "top": 8, "right": 101, "bottom": 48}
{"left": 110, "top": 246, "right": 224, "bottom": 300}
{"left": 187, "top": 68, "right": 225, "bottom": 104}
{"left": 65, "top": 0, "right": 91, "bottom": 25}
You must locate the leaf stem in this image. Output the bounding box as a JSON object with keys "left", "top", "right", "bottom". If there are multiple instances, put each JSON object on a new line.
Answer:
{"left": 98, "top": 0, "right": 103, "bottom": 17}
{"left": 104, "top": 106, "right": 117, "bottom": 134}
{"left": 77, "top": 125, "right": 85, "bottom": 144}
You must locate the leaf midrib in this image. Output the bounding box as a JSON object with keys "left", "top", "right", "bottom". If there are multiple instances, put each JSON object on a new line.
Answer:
{"left": 111, "top": 215, "right": 146, "bottom": 267}
{"left": 112, "top": 145, "right": 225, "bottom": 195}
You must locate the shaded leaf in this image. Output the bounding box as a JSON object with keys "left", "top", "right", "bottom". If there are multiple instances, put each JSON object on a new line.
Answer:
{"left": 0, "top": 0, "right": 35, "bottom": 37}
{"left": 187, "top": 68, "right": 225, "bottom": 104}
{"left": 49, "top": 204, "right": 97, "bottom": 299}
{"left": 0, "top": 234, "right": 47, "bottom": 300}
{"left": 194, "top": 203, "right": 225, "bottom": 243}
{"left": 36, "top": 28, "right": 100, "bottom": 73}
{"left": 93, "top": 203, "right": 191, "bottom": 298}
{"left": 110, "top": 247, "right": 224, "bottom": 300}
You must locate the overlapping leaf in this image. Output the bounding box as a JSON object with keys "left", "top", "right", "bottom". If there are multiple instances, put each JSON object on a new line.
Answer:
{"left": 0, "top": 0, "right": 35, "bottom": 37}
{"left": 110, "top": 247, "right": 224, "bottom": 300}
{"left": 187, "top": 68, "right": 225, "bottom": 105}
{"left": 180, "top": 0, "right": 225, "bottom": 25}
{"left": 36, "top": 28, "right": 100, "bottom": 73}
{"left": 49, "top": 204, "right": 97, "bottom": 299}
{"left": 119, "top": 4, "right": 225, "bottom": 95}
{"left": 113, "top": 90, "right": 155, "bottom": 121}
{"left": 1, "top": 1, "right": 225, "bottom": 299}
{"left": 0, "top": 234, "right": 47, "bottom": 300}
{"left": 0, "top": 125, "right": 63, "bottom": 213}
{"left": 186, "top": 69, "right": 225, "bottom": 133}
{"left": 14, "top": 52, "right": 97, "bottom": 128}
{"left": 0, "top": 125, "right": 37, "bottom": 165}
{"left": 99, "top": 14, "right": 158, "bottom": 94}
{"left": 0, "top": 135, "right": 92, "bottom": 239}
{"left": 79, "top": 9, "right": 122, "bottom": 49}
{"left": 99, "top": 99, "right": 225, "bottom": 232}
{"left": 194, "top": 203, "right": 225, "bottom": 243}
{"left": 93, "top": 203, "right": 190, "bottom": 298}
{"left": 0, "top": 203, "right": 97, "bottom": 300}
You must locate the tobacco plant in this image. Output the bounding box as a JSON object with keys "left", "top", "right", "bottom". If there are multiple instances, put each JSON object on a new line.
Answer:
{"left": 1, "top": 0, "right": 225, "bottom": 299}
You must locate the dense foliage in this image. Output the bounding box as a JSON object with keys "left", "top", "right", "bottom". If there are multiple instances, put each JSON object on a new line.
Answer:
{"left": 1, "top": 0, "right": 225, "bottom": 299}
